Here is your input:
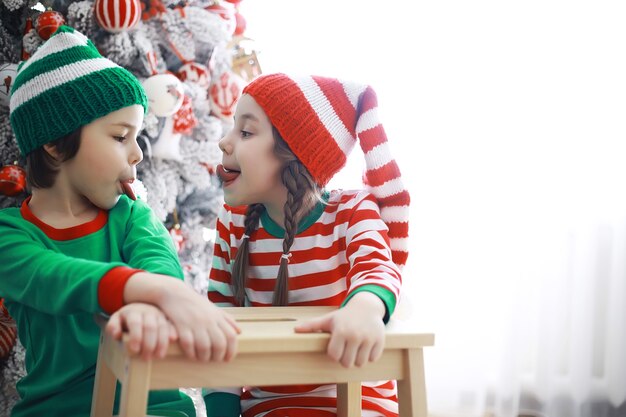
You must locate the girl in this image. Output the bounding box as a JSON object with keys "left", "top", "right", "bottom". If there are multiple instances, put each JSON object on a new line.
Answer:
{"left": 0, "top": 26, "right": 239, "bottom": 417}
{"left": 206, "top": 73, "right": 410, "bottom": 417}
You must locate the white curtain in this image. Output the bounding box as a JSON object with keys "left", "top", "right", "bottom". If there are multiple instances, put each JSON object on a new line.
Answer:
{"left": 241, "top": 1, "right": 626, "bottom": 416}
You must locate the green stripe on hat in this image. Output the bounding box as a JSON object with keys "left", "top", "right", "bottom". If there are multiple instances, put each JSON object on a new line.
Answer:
{"left": 12, "top": 44, "right": 102, "bottom": 93}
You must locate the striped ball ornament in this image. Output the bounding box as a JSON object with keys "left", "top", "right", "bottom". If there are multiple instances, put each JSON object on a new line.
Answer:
{"left": 94, "top": 0, "right": 141, "bottom": 33}
{"left": 0, "top": 298, "right": 17, "bottom": 360}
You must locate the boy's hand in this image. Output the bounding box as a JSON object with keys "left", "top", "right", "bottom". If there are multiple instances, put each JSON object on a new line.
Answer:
{"left": 294, "top": 292, "right": 386, "bottom": 368}
{"left": 124, "top": 273, "right": 241, "bottom": 362}
{"left": 160, "top": 287, "right": 241, "bottom": 362}
{"left": 105, "top": 302, "right": 176, "bottom": 360}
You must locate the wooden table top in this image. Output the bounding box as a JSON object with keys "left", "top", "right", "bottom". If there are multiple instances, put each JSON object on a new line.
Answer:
{"left": 104, "top": 306, "right": 434, "bottom": 357}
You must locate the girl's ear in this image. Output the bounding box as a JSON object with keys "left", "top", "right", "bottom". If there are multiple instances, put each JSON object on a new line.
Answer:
{"left": 43, "top": 143, "right": 60, "bottom": 160}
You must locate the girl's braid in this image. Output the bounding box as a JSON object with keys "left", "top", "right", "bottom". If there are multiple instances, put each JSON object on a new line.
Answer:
{"left": 273, "top": 161, "right": 309, "bottom": 306}
{"left": 231, "top": 203, "right": 265, "bottom": 306}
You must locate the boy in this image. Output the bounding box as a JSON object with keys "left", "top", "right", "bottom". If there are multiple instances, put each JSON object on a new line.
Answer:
{"left": 1, "top": 25, "right": 239, "bottom": 417}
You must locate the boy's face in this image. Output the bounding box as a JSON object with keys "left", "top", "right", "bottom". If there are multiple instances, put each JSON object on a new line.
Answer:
{"left": 60, "top": 105, "right": 144, "bottom": 210}
{"left": 217, "top": 94, "right": 284, "bottom": 209}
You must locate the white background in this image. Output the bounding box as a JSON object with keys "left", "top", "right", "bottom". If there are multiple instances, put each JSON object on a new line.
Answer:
{"left": 237, "top": 1, "right": 626, "bottom": 415}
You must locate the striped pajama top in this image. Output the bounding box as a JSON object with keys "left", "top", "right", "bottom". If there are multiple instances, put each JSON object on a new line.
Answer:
{"left": 208, "top": 189, "right": 403, "bottom": 417}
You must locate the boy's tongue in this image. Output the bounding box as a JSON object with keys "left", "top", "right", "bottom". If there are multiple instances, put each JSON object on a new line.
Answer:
{"left": 217, "top": 164, "right": 241, "bottom": 183}
{"left": 121, "top": 181, "right": 136, "bottom": 201}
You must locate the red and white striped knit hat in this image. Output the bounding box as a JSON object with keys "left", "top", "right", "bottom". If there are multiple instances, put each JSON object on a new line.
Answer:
{"left": 243, "top": 73, "right": 410, "bottom": 268}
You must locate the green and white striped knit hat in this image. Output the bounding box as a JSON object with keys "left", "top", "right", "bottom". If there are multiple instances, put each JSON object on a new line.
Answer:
{"left": 9, "top": 25, "right": 147, "bottom": 156}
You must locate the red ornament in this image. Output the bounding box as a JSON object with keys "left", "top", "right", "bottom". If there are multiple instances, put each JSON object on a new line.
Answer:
{"left": 233, "top": 11, "right": 246, "bottom": 36}
{"left": 173, "top": 94, "right": 198, "bottom": 135}
{"left": 35, "top": 9, "right": 65, "bottom": 41}
{"left": 209, "top": 71, "right": 245, "bottom": 121}
{"left": 95, "top": 0, "right": 142, "bottom": 33}
{"left": 224, "top": 0, "right": 242, "bottom": 3}
{"left": 0, "top": 164, "right": 26, "bottom": 196}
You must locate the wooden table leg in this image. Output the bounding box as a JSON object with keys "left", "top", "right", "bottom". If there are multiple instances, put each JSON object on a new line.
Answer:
{"left": 397, "top": 348, "right": 427, "bottom": 417}
{"left": 337, "top": 381, "right": 361, "bottom": 417}
{"left": 118, "top": 358, "right": 151, "bottom": 417}
{"left": 91, "top": 333, "right": 116, "bottom": 417}
{"left": 90, "top": 332, "right": 117, "bottom": 417}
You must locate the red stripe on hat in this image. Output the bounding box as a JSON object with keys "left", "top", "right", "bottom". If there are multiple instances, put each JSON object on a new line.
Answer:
{"left": 365, "top": 160, "right": 402, "bottom": 187}
{"left": 387, "top": 222, "right": 409, "bottom": 239}
{"left": 376, "top": 190, "right": 411, "bottom": 208}
{"left": 359, "top": 124, "right": 388, "bottom": 153}
{"left": 313, "top": 76, "right": 357, "bottom": 140}
{"left": 392, "top": 250, "right": 408, "bottom": 267}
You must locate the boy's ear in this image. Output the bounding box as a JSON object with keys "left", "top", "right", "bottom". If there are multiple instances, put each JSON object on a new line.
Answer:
{"left": 42, "top": 143, "right": 60, "bottom": 160}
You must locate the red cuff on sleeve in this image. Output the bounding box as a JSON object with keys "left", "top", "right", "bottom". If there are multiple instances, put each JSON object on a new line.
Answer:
{"left": 98, "top": 267, "right": 143, "bottom": 314}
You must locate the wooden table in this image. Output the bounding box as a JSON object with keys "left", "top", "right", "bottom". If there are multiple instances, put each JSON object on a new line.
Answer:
{"left": 90, "top": 306, "right": 434, "bottom": 417}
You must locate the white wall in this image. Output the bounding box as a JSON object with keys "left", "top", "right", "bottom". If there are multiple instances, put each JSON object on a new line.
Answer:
{"left": 237, "top": 1, "right": 626, "bottom": 414}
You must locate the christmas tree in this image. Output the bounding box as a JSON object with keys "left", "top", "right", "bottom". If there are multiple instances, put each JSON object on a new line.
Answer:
{"left": 0, "top": 0, "right": 260, "bottom": 413}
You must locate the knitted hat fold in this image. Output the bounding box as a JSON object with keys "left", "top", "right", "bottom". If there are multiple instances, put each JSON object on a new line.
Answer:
{"left": 243, "top": 73, "right": 410, "bottom": 268}
{"left": 9, "top": 25, "right": 147, "bottom": 156}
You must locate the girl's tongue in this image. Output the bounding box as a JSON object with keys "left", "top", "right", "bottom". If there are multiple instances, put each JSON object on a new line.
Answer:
{"left": 217, "top": 164, "right": 241, "bottom": 183}
{"left": 121, "top": 180, "right": 136, "bottom": 201}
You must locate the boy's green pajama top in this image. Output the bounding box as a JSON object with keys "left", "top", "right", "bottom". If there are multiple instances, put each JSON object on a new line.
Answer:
{"left": 0, "top": 196, "right": 195, "bottom": 417}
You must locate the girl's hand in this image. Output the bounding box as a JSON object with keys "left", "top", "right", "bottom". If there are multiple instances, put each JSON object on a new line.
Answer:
{"left": 294, "top": 292, "right": 386, "bottom": 368}
{"left": 105, "top": 302, "right": 176, "bottom": 360}
{"left": 124, "top": 272, "right": 241, "bottom": 362}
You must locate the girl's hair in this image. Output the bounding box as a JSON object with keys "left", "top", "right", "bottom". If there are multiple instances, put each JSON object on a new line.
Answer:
{"left": 231, "top": 127, "right": 323, "bottom": 306}
{"left": 26, "top": 128, "right": 82, "bottom": 189}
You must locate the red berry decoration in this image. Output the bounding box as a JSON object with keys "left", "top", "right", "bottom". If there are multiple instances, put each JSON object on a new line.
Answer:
{"left": 0, "top": 163, "right": 26, "bottom": 196}
{"left": 94, "top": 0, "right": 142, "bottom": 33}
{"left": 35, "top": 9, "right": 65, "bottom": 41}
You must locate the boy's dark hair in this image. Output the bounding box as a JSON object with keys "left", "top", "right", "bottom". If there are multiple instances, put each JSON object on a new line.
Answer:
{"left": 26, "top": 128, "right": 82, "bottom": 189}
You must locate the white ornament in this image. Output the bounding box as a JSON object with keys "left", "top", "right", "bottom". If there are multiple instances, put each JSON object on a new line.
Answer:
{"left": 151, "top": 116, "right": 182, "bottom": 161}
{"left": 178, "top": 62, "right": 211, "bottom": 89}
{"left": 0, "top": 63, "right": 18, "bottom": 109}
{"left": 142, "top": 73, "right": 185, "bottom": 117}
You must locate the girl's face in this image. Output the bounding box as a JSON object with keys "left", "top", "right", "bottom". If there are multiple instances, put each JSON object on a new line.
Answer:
{"left": 59, "top": 105, "right": 144, "bottom": 210}
{"left": 217, "top": 94, "right": 285, "bottom": 210}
